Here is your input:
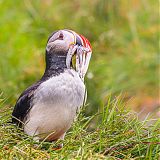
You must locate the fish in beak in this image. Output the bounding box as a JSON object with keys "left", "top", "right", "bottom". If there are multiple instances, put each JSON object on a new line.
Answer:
{"left": 66, "top": 30, "right": 92, "bottom": 80}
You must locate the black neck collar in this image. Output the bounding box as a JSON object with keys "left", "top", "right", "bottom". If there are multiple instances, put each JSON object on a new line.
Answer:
{"left": 41, "top": 50, "right": 67, "bottom": 81}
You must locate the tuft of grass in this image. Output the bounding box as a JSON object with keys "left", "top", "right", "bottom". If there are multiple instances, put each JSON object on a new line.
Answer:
{"left": 0, "top": 96, "right": 159, "bottom": 159}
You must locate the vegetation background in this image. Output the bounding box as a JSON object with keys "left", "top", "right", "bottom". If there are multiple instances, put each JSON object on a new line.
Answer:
{"left": 0, "top": 0, "right": 159, "bottom": 159}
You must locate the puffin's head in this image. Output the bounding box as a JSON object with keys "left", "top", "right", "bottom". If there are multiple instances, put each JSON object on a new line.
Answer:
{"left": 46, "top": 29, "right": 92, "bottom": 79}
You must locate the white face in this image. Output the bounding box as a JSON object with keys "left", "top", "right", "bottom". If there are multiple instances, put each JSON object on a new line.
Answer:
{"left": 46, "top": 30, "right": 76, "bottom": 52}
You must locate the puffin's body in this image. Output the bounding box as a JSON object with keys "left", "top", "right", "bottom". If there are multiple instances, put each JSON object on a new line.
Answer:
{"left": 12, "top": 29, "right": 92, "bottom": 142}
{"left": 24, "top": 69, "right": 85, "bottom": 141}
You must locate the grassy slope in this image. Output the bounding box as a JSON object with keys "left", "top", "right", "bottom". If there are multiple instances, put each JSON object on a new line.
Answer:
{"left": 0, "top": 97, "right": 159, "bottom": 159}
{"left": 0, "top": 0, "right": 159, "bottom": 159}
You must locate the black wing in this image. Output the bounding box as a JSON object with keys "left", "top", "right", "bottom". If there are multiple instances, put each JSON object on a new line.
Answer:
{"left": 12, "top": 82, "right": 41, "bottom": 126}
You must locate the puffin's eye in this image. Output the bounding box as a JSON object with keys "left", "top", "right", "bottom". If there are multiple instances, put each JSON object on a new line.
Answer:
{"left": 58, "top": 33, "right": 64, "bottom": 40}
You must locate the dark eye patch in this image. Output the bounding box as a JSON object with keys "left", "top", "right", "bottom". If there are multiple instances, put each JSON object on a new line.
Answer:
{"left": 58, "top": 32, "right": 64, "bottom": 40}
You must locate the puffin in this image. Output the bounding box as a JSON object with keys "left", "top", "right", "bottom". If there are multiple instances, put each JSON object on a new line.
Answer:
{"left": 12, "top": 29, "right": 92, "bottom": 142}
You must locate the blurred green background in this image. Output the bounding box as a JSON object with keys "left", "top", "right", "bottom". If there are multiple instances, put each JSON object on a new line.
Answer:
{"left": 0, "top": 0, "right": 159, "bottom": 117}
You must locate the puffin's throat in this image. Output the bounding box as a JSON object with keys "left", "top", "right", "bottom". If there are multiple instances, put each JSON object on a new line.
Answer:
{"left": 42, "top": 50, "right": 67, "bottom": 79}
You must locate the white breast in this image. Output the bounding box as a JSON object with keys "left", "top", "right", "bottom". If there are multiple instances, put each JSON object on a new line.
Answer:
{"left": 24, "top": 69, "right": 85, "bottom": 141}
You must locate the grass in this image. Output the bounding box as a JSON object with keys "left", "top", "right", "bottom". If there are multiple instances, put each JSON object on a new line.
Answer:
{"left": 0, "top": 96, "right": 159, "bottom": 159}
{"left": 0, "top": 0, "right": 159, "bottom": 159}
{"left": 0, "top": 0, "right": 159, "bottom": 110}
